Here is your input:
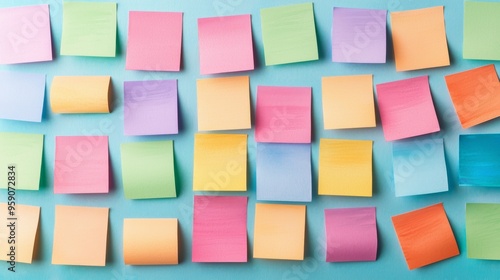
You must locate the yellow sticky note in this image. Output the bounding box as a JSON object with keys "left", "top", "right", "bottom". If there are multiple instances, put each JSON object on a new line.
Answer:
{"left": 50, "top": 76, "right": 112, "bottom": 113}
{"left": 319, "top": 139, "right": 373, "bottom": 197}
{"left": 322, "top": 75, "right": 375, "bottom": 129}
{"left": 123, "top": 218, "right": 178, "bottom": 265}
{"left": 193, "top": 134, "right": 247, "bottom": 191}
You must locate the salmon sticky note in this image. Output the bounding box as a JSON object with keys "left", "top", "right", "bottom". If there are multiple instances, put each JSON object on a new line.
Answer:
{"left": 192, "top": 196, "right": 247, "bottom": 262}
{"left": 466, "top": 203, "right": 500, "bottom": 260}
{"left": 392, "top": 203, "right": 459, "bottom": 270}
{"left": 52, "top": 205, "right": 109, "bottom": 266}
{"left": 376, "top": 76, "right": 440, "bottom": 141}
{"left": 0, "top": 71, "right": 45, "bottom": 122}
{"left": 463, "top": 2, "right": 500, "bottom": 60}
{"left": 459, "top": 134, "right": 500, "bottom": 187}
{"left": 253, "top": 203, "right": 306, "bottom": 260}
{"left": 390, "top": 6, "right": 449, "bottom": 71}
{"left": 124, "top": 218, "right": 178, "bottom": 265}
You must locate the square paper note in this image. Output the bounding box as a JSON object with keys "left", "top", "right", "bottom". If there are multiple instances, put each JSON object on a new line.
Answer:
{"left": 466, "top": 203, "right": 500, "bottom": 260}
{"left": 463, "top": 2, "right": 500, "bottom": 60}
{"left": 459, "top": 134, "right": 500, "bottom": 187}
{"left": 0, "top": 71, "right": 45, "bottom": 122}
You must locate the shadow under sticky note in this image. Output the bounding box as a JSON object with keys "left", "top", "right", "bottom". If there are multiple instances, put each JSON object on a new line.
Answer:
{"left": 463, "top": 1, "right": 500, "bottom": 61}
{"left": 0, "top": 71, "right": 45, "bottom": 122}
{"left": 459, "top": 134, "right": 500, "bottom": 187}
{"left": 466, "top": 203, "right": 500, "bottom": 260}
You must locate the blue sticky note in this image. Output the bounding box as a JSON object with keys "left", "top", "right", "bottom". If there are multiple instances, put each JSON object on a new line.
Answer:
{"left": 460, "top": 134, "right": 500, "bottom": 187}
{"left": 256, "top": 143, "right": 311, "bottom": 202}
{"left": 0, "top": 71, "right": 45, "bottom": 122}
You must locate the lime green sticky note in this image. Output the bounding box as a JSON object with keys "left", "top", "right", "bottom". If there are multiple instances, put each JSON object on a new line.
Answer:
{"left": 463, "top": 1, "right": 500, "bottom": 60}
{"left": 0, "top": 132, "right": 44, "bottom": 191}
{"left": 61, "top": 2, "right": 117, "bottom": 57}
{"left": 260, "top": 3, "right": 318, "bottom": 66}
{"left": 121, "top": 141, "right": 176, "bottom": 199}
{"left": 466, "top": 203, "right": 500, "bottom": 260}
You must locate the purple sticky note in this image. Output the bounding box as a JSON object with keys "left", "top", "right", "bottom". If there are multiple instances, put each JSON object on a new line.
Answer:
{"left": 0, "top": 71, "right": 45, "bottom": 122}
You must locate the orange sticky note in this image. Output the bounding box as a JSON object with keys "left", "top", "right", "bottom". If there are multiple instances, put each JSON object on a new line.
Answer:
{"left": 50, "top": 76, "right": 112, "bottom": 113}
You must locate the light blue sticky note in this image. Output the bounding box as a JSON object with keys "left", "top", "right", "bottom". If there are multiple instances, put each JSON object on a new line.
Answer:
{"left": 460, "top": 134, "right": 500, "bottom": 187}
{"left": 0, "top": 71, "right": 45, "bottom": 122}
{"left": 392, "top": 138, "right": 448, "bottom": 197}
{"left": 257, "top": 143, "right": 311, "bottom": 202}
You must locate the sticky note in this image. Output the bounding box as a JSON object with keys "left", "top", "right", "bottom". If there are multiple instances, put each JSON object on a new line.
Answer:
{"left": 192, "top": 196, "right": 247, "bottom": 262}
{"left": 255, "top": 86, "right": 311, "bottom": 143}
{"left": 197, "top": 76, "right": 251, "bottom": 131}
{"left": 390, "top": 6, "right": 449, "bottom": 71}
{"left": 466, "top": 203, "right": 500, "bottom": 260}
{"left": 332, "top": 8, "right": 386, "bottom": 63}
{"left": 325, "top": 207, "right": 377, "bottom": 262}
{"left": 253, "top": 203, "right": 306, "bottom": 260}
{"left": 318, "top": 139, "right": 372, "bottom": 197}
{"left": 124, "top": 80, "right": 178, "bottom": 136}
{"left": 0, "top": 71, "right": 45, "bottom": 122}
{"left": 444, "top": 64, "right": 500, "bottom": 129}
{"left": 52, "top": 205, "right": 109, "bottom": 266}
{"left": 0, "top": 204, "right": 40, "bottom": 263}
{"left": 322, "top": 75, "right": 375, "bottom": 129}
{"left": 198, "top": 14, "right": 254, "bottom": 74}
{"left": 463, "top": 2, "right": 500, "bottom": 60}
{"left": 0, "top": 4, "right": 52, "bottom": 64}
{"left": 50, "top": 76, "right": 111, "bottom": 114}
{"left": 193, "top": 134, "right": 247, "bottom": 191}
{"left": 392, "top": 138, "right": 448, "bottom": 197}
{"left": 123, "top": 218, "right": 178, "bottom": 265}
{"left": 459, "top": 134, "right": 500, "bottom": 187}
{"left": 376, "top": 76, "right": 440, "bottom": 141}
{"left": 126, "top": 11, "right": 182, "bottom": 71}
{"left": 392, "top": 203, "right": 459, "bottom": 270}
{"left": 54, "top": 136, "right": 109, "bottom": 194}
{"left": 257, "top": 143, "right": 311, "bottom": 202}
{"left": 0, "top": 132, "right": 43, "bottom": 190}
{"left": 260, "top": 3, "right": 318, "bottom": 66}
{"left": 121, "top": 141, "right": 176, "bottom": 199}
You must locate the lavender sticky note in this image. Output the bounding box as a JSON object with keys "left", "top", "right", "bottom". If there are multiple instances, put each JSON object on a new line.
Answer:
{"left": 0, "top": 71, "right": 45, "bottom": 122}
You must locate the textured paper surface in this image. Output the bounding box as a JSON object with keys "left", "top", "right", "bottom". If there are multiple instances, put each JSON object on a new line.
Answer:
{"left": 459, "top": 134, "right": 500, "bottom": 187}
{"left": 0, "top": 71, "right": 45, "bottom": 122}
{"left": 466, "top": 203, "right": 500, "bottom": 260}
{"left": 463, "top": 2, "right": 500, "bottom": 60}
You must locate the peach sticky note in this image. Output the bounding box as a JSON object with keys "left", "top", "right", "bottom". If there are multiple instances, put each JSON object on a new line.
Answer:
{"left": 254, "top": 203, "right": 306, "bottom": 260}
{"left": 123, "top": 218, "right": 178, "bottom": 265}
{"left": 197, "top": 76, "right": 251, "bottom": 131}
{"left": 390, "top": 6, "right": 449, "bottom": 71}
{"left": 193, "top": 134, "right": 247, "bottom": 191}
{"left": 322, "top": 75, "right": 376, "bottom": 129}
{"left": 52, "top": 205, "right": 109, "bottom": 266}
{"left": 50, "top": 76, "right": 112, "bottom": 114}
{"left": 392, "top": 203, "right": 459, "bottom": 270}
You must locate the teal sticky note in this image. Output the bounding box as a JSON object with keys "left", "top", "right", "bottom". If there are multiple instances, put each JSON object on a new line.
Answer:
{"left": 459, "top": 134, "right": 500, "bottom": 187}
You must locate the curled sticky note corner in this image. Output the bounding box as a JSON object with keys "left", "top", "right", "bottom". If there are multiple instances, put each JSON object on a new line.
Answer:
{"left": 50, "top": 76, "right": 112, "bottom": 113}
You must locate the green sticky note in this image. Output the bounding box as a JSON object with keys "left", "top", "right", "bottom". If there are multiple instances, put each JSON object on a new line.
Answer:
{"left": 466, "top": 203, "right": 500, "bottom": 260}
{"left": 61, "top": 2, "right": 117, "bottom": 57}
{"left": 261, "top": 3, "right": 318, "bottom": 66}
{"left": 0, "top": 133, "right": 44, "bottom": 191}
{"left": 463, "top": 1, "right": 500, "bottom": 60}
{"left": 121, "top": 141, "right": 176, "bottom": 199}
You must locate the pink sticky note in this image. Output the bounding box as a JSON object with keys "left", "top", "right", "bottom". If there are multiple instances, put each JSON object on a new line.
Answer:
{"left": 255, "top": 86, "right": 311, "bottom": 143}
{"left": 54, "top": 136, "right": 109, "bottom": 194}
{"left": 198, "top": 14, "right": 254, "bottom": 75}
{"left": 126, "top": 11, "right": 182, "bottom": 71}
{"left": 376, "top": 76, "right": 440, "bottom": 141}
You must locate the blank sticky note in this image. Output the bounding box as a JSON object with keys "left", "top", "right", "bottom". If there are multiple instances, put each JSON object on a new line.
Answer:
{"left": 390, "top": 6, "right": 449, "bottom": 71}
{"left": 255, "top": 86, "right": 311, "bottom": 143}
{"left": 376, "top": 76, "right": 440, "bottom": 141}
{"left": 124, "top": 80, "right": 178, "bottom": 136}
{"left": 392, "top": 203, "right": 459, "bottom": 270}
{"left": 0, "top": 71, "right": 45, "bottom": 122}
{"left": 318, "top": 139, "right": 372, "bottom": 197}
{"left": 322, "top": 75, "right": 375, "bottom": 129}
{"left": 0, "top": 4, "right": 52, "bottom": 64}
{"left": 253, "top": 203, "right": 306, "bottom": 260}
{"left": 197, "top": 76, "right": 250, "bottom": 131}
{"left": 0, "top": 132, "right": 43, "bottom": 190}
{"left": 198, "top": 14, "right": 254, "bottom": 74}
{"left": 52, "top": 205, "right": 109, "bottom": 266}
{"left": 466, "top": 203, "right": 500, "bottom": 260}
{"left": 459, "top": 134, "right": 500, "bottom": 187}
{"left": 124, "top": 218, "right": 178, "bottom": 265}
{"left": 121, "top": 141, "right": 176, "bottom": 199}
{"left": 126, "top": 11, "right": 182, "bottom": 71}
{"left": 193, "top": 134, "right": 247, "bottom": 191}
{"left": 332, "top": 8, "right": 386, "bottom": 63}
{"left": 260, "top": 3, "right": 318, "bottom": 66}
{"left": 257, "top": 143, "right": 311, "bottom": 202}
{"left": 464, "top": 2, "right": 500, "bottom": 60}
{"left": 192, "top": 196, "right": 247, "bottom": 263}
{"left": 325, "top": 207, "right": 377, "bottom": 262}
{"left": 54, "top": 136, "right": 109, "bottom": 194}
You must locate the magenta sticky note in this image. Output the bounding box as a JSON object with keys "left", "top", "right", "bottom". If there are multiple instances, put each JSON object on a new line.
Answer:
{"left": 325, "top": 207, "right": 377, "bottom": 262}
{"left": 198, "top": 14, "right": 254, "bottom": 75}
{"left": 54, "top": 136, "right": 109, "bottom": 194}
{"left": 376, "top": 76, "right": 440, "bottom": 141}
{"left": 192, "top": 195, "right": 248, "bottom": 263}
{"left": 126, "top": 11, "right": 182, "bottom": 71}
{"left": 124, "top": 80, "right": 178, "bottom": 136}
{"left": 0, "top": 71, "right": 45, "bottom": 122}
{"left": 255, "top": 86, "right": 311, "bottom": 143}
